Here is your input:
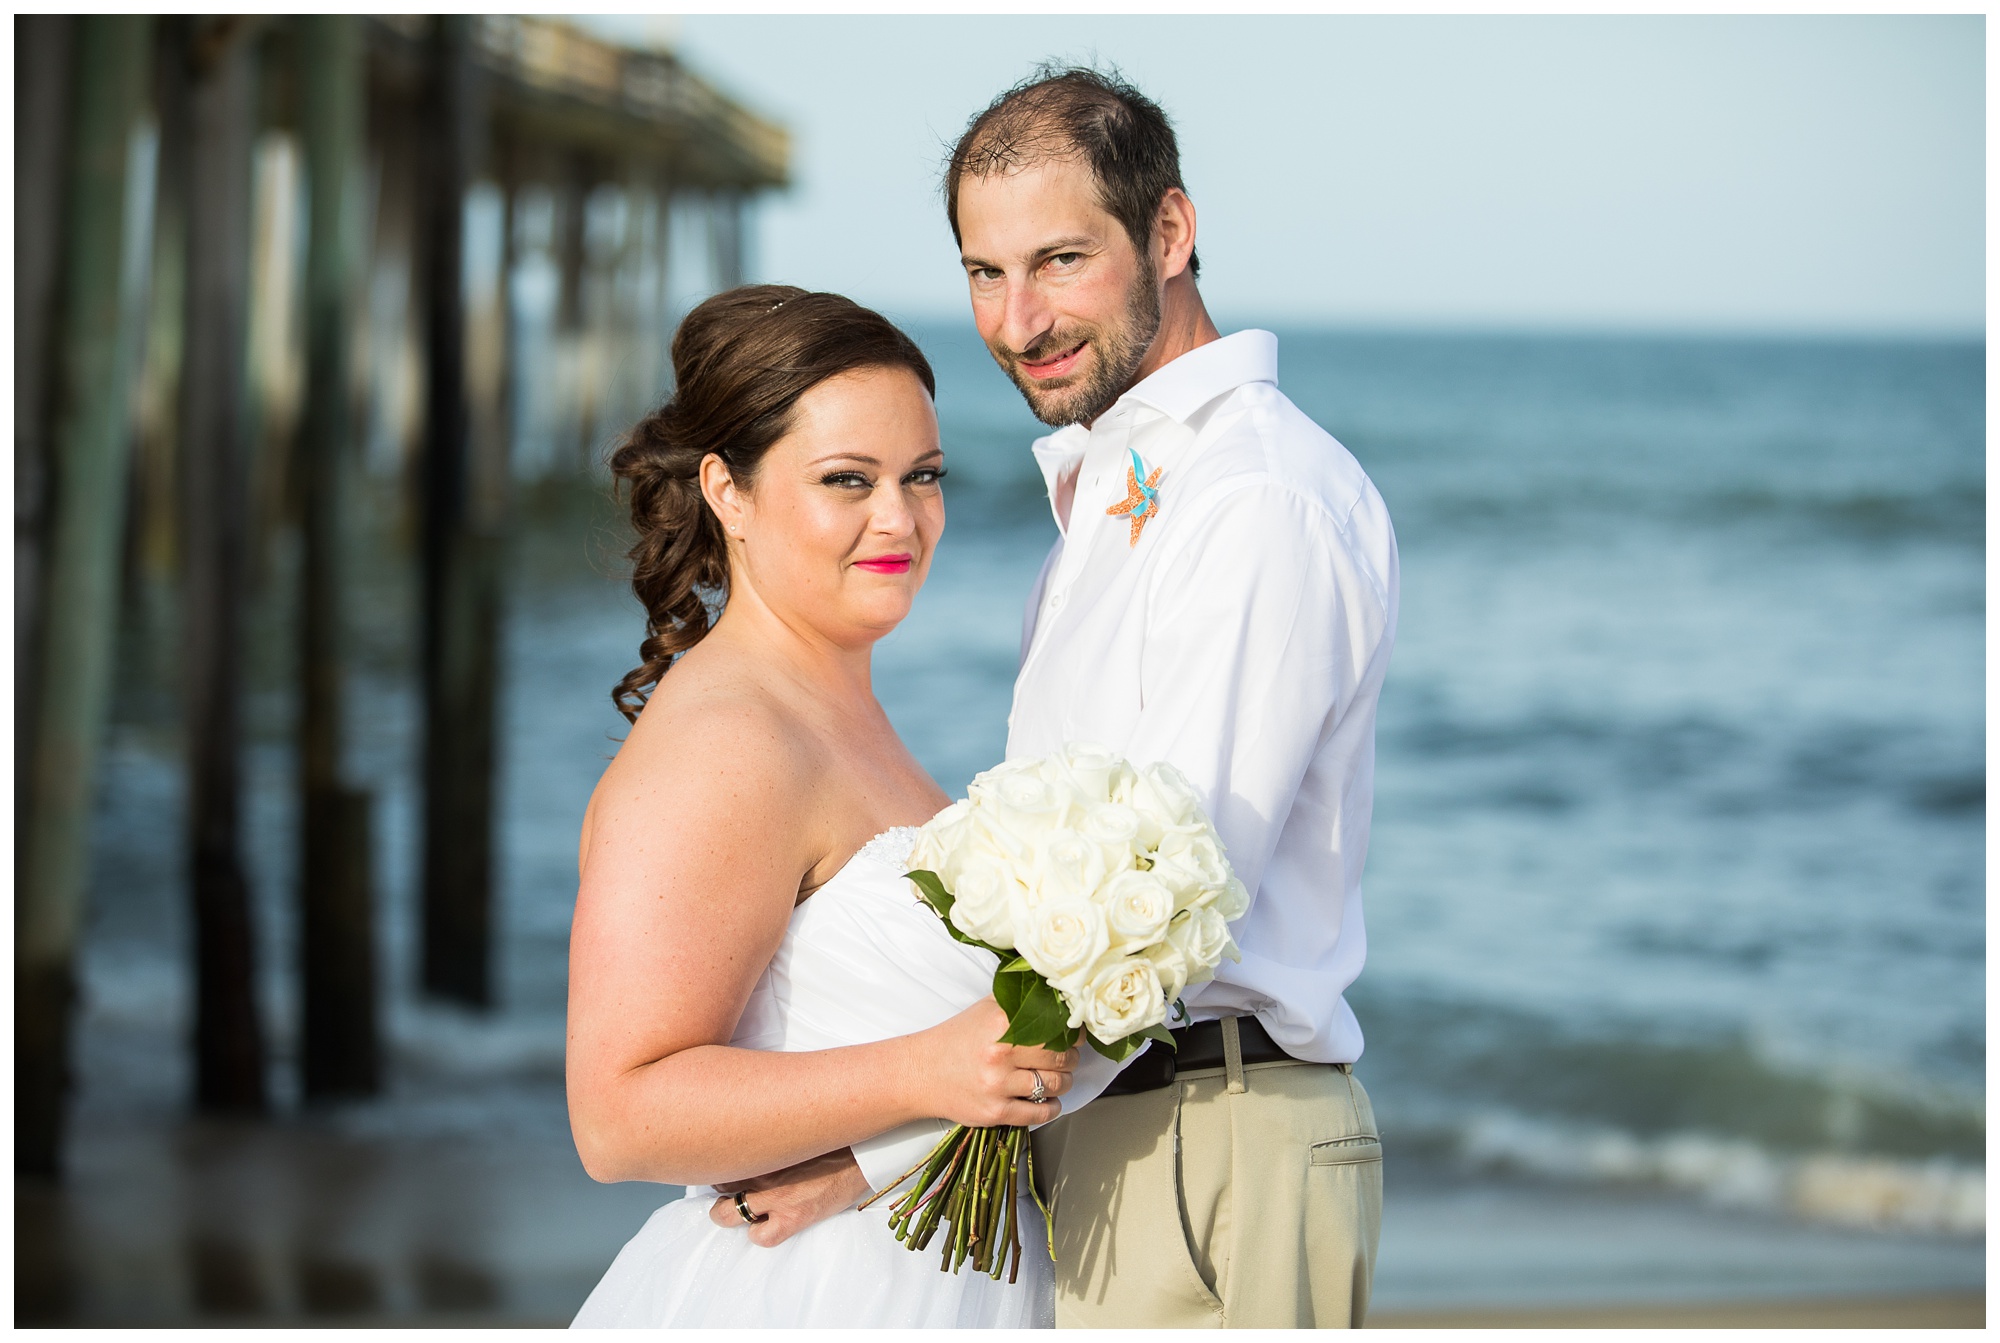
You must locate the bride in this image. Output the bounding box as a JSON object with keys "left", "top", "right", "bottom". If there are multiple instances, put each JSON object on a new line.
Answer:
{"left": 566, "top": 286, "right": 1071, "bottom": 1328}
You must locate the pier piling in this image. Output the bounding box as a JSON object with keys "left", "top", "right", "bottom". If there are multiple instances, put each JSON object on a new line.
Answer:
{"left": 179, "top": 16, "right": 269, "bottom": 1114}
{"left": 419, "top": 16, "right": 502, "bottom": 1007}
{"left": 297, "top": 14, "right": 381, "bottom": 1097}
{"left": 17, "top": 15, "right": 157, "bottom": 1173}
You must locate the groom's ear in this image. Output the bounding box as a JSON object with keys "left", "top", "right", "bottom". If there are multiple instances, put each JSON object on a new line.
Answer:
{"left": 1153, "top": 188, "right": 1199, "bottom": 283}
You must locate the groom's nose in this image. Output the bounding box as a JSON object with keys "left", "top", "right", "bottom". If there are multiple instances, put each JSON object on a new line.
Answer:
{"left": 994, "top": 279, "right": 1055, "bottom": 357}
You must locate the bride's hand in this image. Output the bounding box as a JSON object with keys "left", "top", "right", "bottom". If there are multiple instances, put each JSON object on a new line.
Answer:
{"left": 908, "top": 997, "right": 1079, "bottom": 1129}
{"left": 709, "top": 1149, "right": 871, "bottom": 1248}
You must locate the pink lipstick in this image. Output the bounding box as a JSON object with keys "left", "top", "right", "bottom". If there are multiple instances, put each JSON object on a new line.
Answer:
{"left": 853, "top": 554, "right": 913, "bottom": 574}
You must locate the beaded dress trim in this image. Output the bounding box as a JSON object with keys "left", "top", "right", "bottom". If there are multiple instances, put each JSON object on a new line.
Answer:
{"left": 850, "top": 826, "right": 921, "bottom": 874}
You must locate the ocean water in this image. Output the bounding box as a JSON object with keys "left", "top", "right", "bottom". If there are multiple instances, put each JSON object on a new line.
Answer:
{"left": 78, "top": 323, "right": 1983, "bottom": 1258}
{"left": 882, "top": 325, "right": 1986, "bottom": 1231}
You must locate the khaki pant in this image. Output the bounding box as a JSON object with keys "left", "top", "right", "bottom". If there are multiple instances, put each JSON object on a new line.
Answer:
{"left": 1031, "top": 1055, "right": 1382, "bottom": 1328}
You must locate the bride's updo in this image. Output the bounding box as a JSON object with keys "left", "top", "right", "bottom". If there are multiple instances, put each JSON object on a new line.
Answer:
{"left": 608, "top": 285, "right": 936, "bottom": 721}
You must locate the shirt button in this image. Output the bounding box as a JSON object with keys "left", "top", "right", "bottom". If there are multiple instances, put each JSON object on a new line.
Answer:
{"left": 1049, "top": 593, "right": 1065, "bottom": 611}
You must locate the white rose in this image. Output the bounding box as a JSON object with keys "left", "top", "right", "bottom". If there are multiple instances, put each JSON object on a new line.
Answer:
{"left": 1049, "top": 741, "right": 1120, "bottom": 806}
{"left": 928, "top": 805, "right": 1030, "bottom": 894}
{"left": 1079, "top": 802, "right": 1143, "bottom": 876}
{"left": 1078, "top": 956, "right": 1167, "bottom": 1043}
{"left": 905, "top": 798, "right": 973, "bottom": 877}
{"left": 948, "top": 854, "right": 1021, "bottom": 946}
{"left": 1169, "top": 906, "right": 1240, "bottom": 985}
{"left": 965, "top": 757, "right": 1044, "bottom": 804}
{"left": 1039, "top": 828, "right": 1109, "bottom": 903}
{"left": 1107, "top": 759, "right": 1140, "bottom": 807}
{"left": 1008, "top": 871, "right": 1056, "bottom": 935}
{"left": 1151, "top": 822, "right": 1231, "bottom": 911}
{"left": 1130, "top": 760, "right": 1201, "bottom": 835}
{"left": 1100, "top": 869, "right": 1174, "bottom": 953}
{"left": 1142, "top": 939, "right": 1190, "bottom": 1004}
{"left": 1017, "top": 900, "right": 1110, "bottom": 988}
{"left": 977, "top": 774, "right": 1066, "bottom": 861}
{"left": 1212, "top": 875, "right": 1251, "bottom": 921}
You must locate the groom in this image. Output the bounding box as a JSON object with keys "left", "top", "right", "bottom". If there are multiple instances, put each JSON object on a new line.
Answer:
{"left": 728, "top": 67, "right": 1396, "bottom": 1328}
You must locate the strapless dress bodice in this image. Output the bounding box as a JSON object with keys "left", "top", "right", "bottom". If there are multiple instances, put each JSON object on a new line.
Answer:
{"left": 571, "top": 827, "right": 1052, "bottom": 1329}
{"left": 730, "top": 827, "right": 1001, "bottom": 1054}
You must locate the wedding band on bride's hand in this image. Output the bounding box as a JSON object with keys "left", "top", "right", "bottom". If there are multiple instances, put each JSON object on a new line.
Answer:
{"left": 1028, "top": 1069, "right": 1047, "bottom": 1104}
{"left": 734, "top": 1190, "right": 768, "bottom": 1225}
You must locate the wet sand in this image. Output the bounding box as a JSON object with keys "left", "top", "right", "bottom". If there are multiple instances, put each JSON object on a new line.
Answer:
{"left": 28, "top": 787, "right": 1984, "bottom": 1327}
{"left": 1368, "top": 1293, "right": 1984, "bottom": 1327}
{"left": 19, "top": 1073, "right": 1984, "bottom": 1327}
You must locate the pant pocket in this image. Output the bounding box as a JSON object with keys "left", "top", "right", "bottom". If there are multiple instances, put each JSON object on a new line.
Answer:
{"left": 1308, "top": 1135, "right": 1383, "bottom": 1167}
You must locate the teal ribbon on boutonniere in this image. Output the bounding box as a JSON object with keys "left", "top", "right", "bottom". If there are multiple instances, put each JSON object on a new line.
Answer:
{"left": 1104, "top": 447, "right": 1162, "bottom": 546}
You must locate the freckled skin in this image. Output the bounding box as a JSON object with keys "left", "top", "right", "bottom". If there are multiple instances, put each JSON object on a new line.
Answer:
{"left": 566, "top": 368, "right": 1079, "bottom": 1209}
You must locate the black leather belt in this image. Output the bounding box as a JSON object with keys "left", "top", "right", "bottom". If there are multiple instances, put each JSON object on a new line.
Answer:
{"left": 1100, "top": 1016, "right": 1303, "bottom": 1097}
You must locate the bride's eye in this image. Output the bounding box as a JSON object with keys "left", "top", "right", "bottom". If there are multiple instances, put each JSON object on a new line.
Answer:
{"left": 904, "top": 467, "right": 947, "bottom": 488}
{"left": 819, "top": 471, "right": 873, "bottom": 490}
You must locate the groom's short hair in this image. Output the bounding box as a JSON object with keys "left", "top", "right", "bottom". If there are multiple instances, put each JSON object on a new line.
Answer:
{"left": 946, "top": 63, "right": 1200, "bottom": 279}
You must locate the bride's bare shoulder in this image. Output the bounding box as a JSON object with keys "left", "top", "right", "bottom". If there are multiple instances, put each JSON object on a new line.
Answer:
{"left": 581, "top": 657, "right": 822, "bottom": 865}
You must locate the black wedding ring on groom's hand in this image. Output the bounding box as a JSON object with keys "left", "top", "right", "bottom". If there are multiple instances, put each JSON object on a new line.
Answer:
{"left": 734, "top": 1190, "right": 768, "bottom": 1225}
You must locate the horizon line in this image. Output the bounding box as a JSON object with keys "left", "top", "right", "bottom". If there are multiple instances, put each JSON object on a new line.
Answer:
{"left": 869, "top": 311, "right": 1986, "bottom": 346}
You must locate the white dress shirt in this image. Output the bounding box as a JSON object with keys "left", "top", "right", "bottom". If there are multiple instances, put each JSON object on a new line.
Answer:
{"left": 854, "top": 329, "right": 1398, "bottom": 1191}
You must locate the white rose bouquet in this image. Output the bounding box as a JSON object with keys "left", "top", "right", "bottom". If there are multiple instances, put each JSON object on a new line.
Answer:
{"left": 857, "top": 743, "right": 1246, "bottom": 1280}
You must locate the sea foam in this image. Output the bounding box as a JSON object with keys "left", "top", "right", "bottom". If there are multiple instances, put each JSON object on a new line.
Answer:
{"left": 1456, "top": 1109, "right": 1984, "bottom": 1235}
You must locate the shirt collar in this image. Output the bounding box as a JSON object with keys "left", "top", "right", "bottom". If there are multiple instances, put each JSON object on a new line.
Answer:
{"left": 1030, "top": 423, "right": 1091, "bottom": 488}
{"left": 1119, "top": 328, "right": 1279, "bottom": 424}
{"left": 1028, "top": 328, "right": 1280, "bottom": 505}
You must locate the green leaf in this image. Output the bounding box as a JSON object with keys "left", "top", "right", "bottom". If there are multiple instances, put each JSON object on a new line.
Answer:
{"left": 998, "top": 976, "right": 1072, "bottom": 1048}
{"left": 1087, "top": 1031, "right": 1148, "bottom": 1063}
{"left": 991, "top": 962, "right": 1036, "bottom": 1017}
{"left": 1087, "top": 1020, "right": 1177, "bottom": 1063}
{"left": 906, "top": 869, "right": 1009, "bottom": 958}
{"left": 906, "top": 869, "right": 954, "bottom": 919}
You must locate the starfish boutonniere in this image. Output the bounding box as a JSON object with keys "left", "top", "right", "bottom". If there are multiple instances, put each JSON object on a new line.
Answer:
{"left": 1104, "top": 447, "right": 1162, "bottom": 546}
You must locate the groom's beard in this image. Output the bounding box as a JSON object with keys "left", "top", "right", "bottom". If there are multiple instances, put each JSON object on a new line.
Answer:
{"left": 991, "top": 258, "right": 1163, "bottom": 428}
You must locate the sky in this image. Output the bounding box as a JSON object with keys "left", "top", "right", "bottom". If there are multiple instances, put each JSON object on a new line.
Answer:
{"left": 576, "top": 15, "right": 1984, "bottom": 337}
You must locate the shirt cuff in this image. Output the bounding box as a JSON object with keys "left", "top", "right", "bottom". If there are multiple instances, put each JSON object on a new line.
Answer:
{"left": 1060, "top": 1038, "right": 1132, "bottom": 1116}
{"left": 852, "top": 1119, "right": 953, "bottom": 1195}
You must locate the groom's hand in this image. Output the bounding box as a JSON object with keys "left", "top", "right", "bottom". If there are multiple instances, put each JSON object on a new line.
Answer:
{"left": 709, "top": 1148, "right": 872, "bottom": 1248}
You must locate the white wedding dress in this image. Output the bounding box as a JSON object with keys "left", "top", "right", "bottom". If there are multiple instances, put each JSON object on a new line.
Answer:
{"left": 571, "top": 827, "right": 1055, "bottom": 1329}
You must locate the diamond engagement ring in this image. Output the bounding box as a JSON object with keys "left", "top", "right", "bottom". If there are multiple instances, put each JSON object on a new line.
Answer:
{"left": 1029, "top": 1069, "right": 1047, "bottom": 1104}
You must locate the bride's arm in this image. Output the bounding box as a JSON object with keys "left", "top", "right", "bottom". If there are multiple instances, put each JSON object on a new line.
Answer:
{"left": 566, "top": 698, "right": 1069, "bottom": 1187}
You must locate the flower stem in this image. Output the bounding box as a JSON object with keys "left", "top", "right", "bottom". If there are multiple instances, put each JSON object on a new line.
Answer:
{"left": 1024, "top": 1130, "right": 1057, "bottom": 1262}
{"left": 859, "top": 1124, "right": 961, "bottom": 1214}
{"left": 1004, "top": 1128, "right": 1023, "bottom": 1283}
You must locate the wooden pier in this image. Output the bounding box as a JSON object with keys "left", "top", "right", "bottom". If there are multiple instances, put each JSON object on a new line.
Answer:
{"left": 15, "top": 14, "right": 786, "bottom": 1176}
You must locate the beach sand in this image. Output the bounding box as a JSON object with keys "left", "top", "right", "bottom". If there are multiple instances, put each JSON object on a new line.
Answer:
{"left": 19, "top": 1082, "right": 1985, "bottom": 1327}
{"left": 1369, "top": 1293, "right": 1984, "bottom": 1328}
{"left": 1366, "top": 1164, "right": 1983, "bottom": 1328}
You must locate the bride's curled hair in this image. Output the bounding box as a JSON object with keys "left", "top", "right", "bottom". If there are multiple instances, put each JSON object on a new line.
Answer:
{"left": 609, "top": 285, "right": 936, "bottom": 721}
